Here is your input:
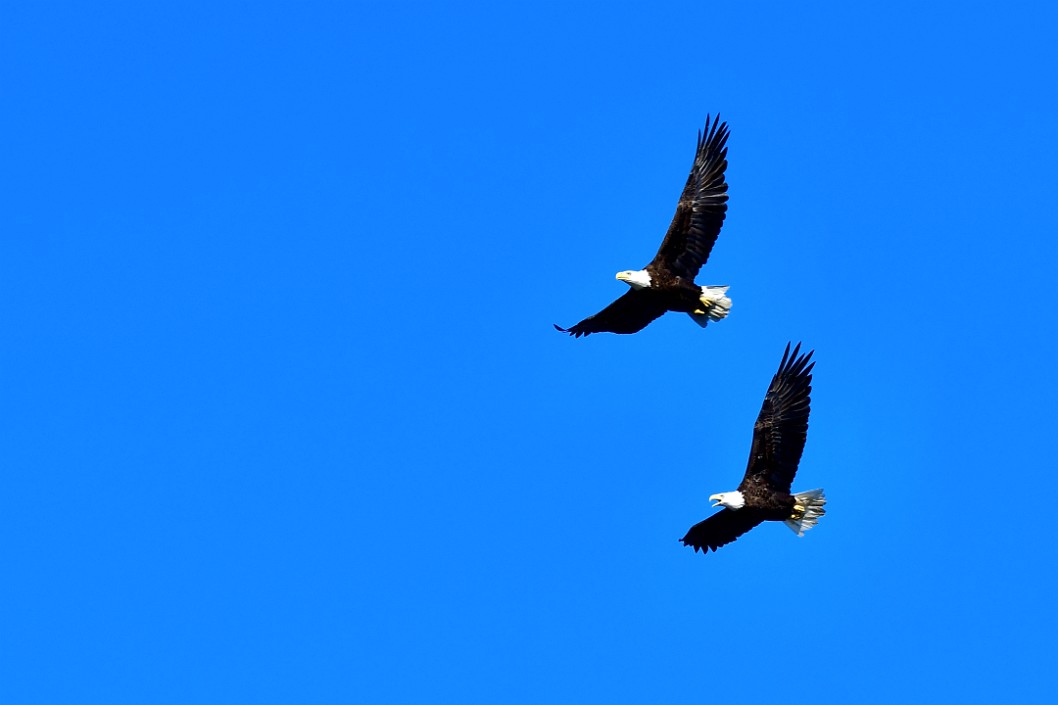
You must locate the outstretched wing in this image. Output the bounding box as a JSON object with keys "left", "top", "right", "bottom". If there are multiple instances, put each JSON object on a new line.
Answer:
{"left": 553, "top": 290, "right": 667, "bottom": 337}
{"left": 738, "top": 343, "right": 815, "bottom": 495}
{"left": 649, "top": 115, "right": 730, "bottom": 280}
{"left": 680, "top": 509, "right": 764, "bottom": 553}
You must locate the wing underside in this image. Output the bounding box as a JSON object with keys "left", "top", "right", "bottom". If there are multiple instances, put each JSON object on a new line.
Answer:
{"left": 739, "top": 343, "right": 815, "bottom": 495}
{"left": 680, "top": 509, "right": 764, "bottom": 553}
{"left": 649, "top": 115, "right": 730, "bottom": 281}
{"left": 553, "top": 290, "right": 667, "bottom": 337}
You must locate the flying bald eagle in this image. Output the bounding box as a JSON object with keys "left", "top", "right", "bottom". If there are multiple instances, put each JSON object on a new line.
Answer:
{"left": 554, "top": 115, "right": 732, "bottom": 337}
{"left": 681, "top": 343, "right": 826, "bottom": 554}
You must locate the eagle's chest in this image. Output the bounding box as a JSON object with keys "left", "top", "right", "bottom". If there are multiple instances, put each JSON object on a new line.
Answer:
{"left": 655, "top": 279, "right": 703, "bottom": 311}
{"left": 744, "top": 486, "right": 795, "bottom": 519}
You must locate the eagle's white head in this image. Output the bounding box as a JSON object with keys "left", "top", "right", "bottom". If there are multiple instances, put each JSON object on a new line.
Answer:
{"left": 709, "top": 491, "right": 745, "bottom": 510}
{"left": 616, "top": 269, "right": 652, "bottom": 290}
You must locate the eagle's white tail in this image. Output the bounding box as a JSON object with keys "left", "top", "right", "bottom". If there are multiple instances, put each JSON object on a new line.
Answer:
{"left": 784, "top": 489, "right": 826, "bottom": 537}
{"left": 688, "top": 285, "right": 732, "bottom": 328}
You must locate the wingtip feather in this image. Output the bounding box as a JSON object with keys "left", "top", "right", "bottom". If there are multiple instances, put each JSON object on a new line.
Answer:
{"left": 778, "top": 342, "right": 815, "bottom": 377}
{"left": 553, "top": 323, "right": 588, "bottom": 338}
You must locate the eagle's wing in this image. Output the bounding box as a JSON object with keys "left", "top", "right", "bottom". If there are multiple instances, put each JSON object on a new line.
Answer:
{"left": 648, "top": 115, "right": 730, "bottom": 281}
{"left": 553, "top": 290, "right": 667, "bottom": 337}
{"left": 680, "top": 509, "right": 764, "bottom": 553}
{"left": 738, "top": 343, "right": 814, "bottom": 496}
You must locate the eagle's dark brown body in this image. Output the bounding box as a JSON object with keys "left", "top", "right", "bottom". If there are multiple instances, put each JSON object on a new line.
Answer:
{"left": 641, "top": 271, "right": 704, "bottom": 313}
{"left": 738, "top": 485, "right": 797, "bottom": 521}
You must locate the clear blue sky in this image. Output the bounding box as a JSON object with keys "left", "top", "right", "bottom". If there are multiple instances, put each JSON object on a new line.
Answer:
{"left": 2, "top": 2, "right": 1057, "bottom": 703}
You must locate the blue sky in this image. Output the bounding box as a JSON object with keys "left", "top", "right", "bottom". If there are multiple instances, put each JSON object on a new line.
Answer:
{"left": 2, "top": 1, "right": 1057, "bottom": 702}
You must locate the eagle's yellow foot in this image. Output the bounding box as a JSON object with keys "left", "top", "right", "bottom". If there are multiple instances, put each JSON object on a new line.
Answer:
{"left": 692, "top": 308, "right": 708, "bottom": 315}
{"left": 791, "top": 504, "right": 805, "bottom": 518}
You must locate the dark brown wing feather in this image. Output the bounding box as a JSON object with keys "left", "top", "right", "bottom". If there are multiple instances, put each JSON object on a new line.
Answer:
{"left": 680, "top": 509, "right": 764, "bottom": 553}
{"left": 738, "top": 343, "right": 815, "bottom": 496}
{"left": 553, "top": 290, "right": 666, "bottom": 337}
{"left": 649, "top": 115, "right": 730, "bottom": 280}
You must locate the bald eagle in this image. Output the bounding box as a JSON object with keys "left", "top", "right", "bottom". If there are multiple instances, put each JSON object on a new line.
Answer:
{"left": 554, "top": 115, "right": 732, "bottom": 337}
{"left": 681, "top": 343, "right": 826, "bottom": 554}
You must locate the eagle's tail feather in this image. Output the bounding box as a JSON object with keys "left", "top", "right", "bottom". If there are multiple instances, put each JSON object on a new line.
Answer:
{"left": 688, "top": 285, "right": 732, "bottom": 328}
{"left": 784, "top": 489, "right": 826, "bottom": 537}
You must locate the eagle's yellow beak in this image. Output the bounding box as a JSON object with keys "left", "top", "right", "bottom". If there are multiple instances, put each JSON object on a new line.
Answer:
{"left": 616, "top": 272, "right": 629, "bottom": 282}
{"left": 709, "top": 493, "right": 723, "bottom": 508}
